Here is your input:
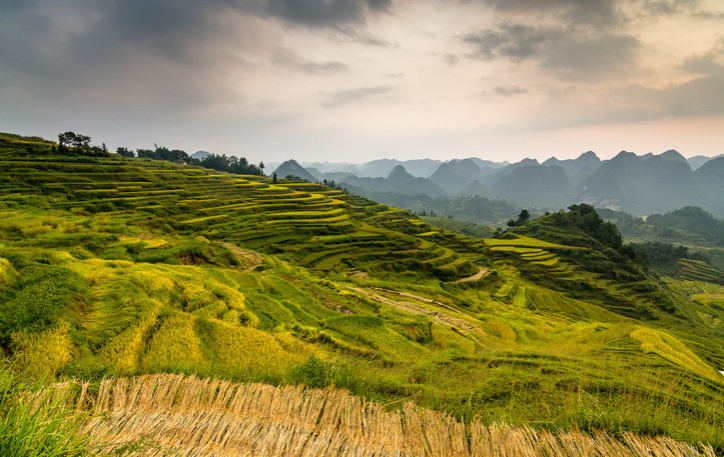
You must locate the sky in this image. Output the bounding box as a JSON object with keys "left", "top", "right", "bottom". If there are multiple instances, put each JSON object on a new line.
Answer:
{"left": 1, "top": 0, "right": 723, "bottom": 164}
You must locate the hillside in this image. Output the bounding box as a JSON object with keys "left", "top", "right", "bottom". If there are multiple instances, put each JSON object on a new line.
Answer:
{"left": 2, "top": 132, "right": 724, "bottom": 454}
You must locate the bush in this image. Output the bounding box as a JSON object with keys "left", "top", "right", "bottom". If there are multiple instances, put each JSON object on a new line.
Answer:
{"left": 291, "top": 355, "right": 333, "bottom": 388}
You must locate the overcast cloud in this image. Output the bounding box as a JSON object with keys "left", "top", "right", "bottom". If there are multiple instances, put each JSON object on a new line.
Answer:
{"left": 1, "top": 0, "right": 723, "bottom": 162}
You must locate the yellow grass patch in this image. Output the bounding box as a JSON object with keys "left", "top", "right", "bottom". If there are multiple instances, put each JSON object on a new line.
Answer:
{"left": 141, "top": 313, "right": 207, "bottom": 373}
{"left": 489, "top": 320, "right": 518, "bottom": 343}
{"left": 142, "top": 238, "right": 168, "bottom": 249}
{"left": 204, "top": 320, "right": 306, "bottom": 377}
{"left": 630, "top": 327, "right": 720, "bottom": 380}
{"left": 691, "top": 293, "right": 724, "bottom": 301}
{"left": 98, "top": 299, "right": 163, "bottom": 375}
{"left": 531, "top": 257, "right": 559, "bottom": 266}
{"left": 11, "top": 322, "right": 73, "bottom": 381}
{"left": 0, "top": 257, "right": 16, "bottom": 284}
{"left": 484, "top": 234, "right": 586, "bottom": 250}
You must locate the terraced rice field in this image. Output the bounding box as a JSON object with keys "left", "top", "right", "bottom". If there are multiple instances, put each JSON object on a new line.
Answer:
{"left": 675, "top": 259, "right": 724, "bottom": 284}
{"left": 483, "top": 234, "right": 583, "bottom": 269}
{"left": 0, "top": 155, "right": 484, "bottom": 281}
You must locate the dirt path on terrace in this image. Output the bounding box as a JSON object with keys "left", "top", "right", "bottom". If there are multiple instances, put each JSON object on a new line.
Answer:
{"left": 347, "top": 286, "right": 485, "bottom": 341}
{"left": 452, "top": 267, "right": 491, "bottom": 283}
{"left": 216, "top": 241, "right": 264, "bottom": 272}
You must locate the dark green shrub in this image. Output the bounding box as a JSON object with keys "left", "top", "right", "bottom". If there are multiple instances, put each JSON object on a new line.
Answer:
{"left": 290, "top": 355, "right": 333, "bottom": 388}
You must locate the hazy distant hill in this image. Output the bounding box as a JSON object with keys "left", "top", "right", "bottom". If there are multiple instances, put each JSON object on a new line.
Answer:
{"left": 306, "top": 168, "right": 355, "bottom": 183}
{"left": 491, "top": 165, "right": 574, "bottom": 208}
{"left": 340, "top": 165, "right": 446, "bottom": 197}
{"left": 272, "top": 159, "right": 318, "bottom": 182}
{"left": 487, "top": 158, "right": 540, "bottom": 185}
{"left": 286, "top": 149, "right": 724, "bottom": 217}
{"left": 657, "top": 149, "right": 688, "bottom": 163}
{"left": 301, "top": 161, "right": 360, "bottom": 175}
{"left": 428, "top": 158, "right": 482, "bottom": 193}
{"left": 542, "top": 151, "right": 602, "bottom": 184}
{"left": 191, "top": 150, "right": 210, "bottom": 160}
{"left": 695, "top": 156, "right": 724, "bottom": 217}
{"left": 395, "top": 159, "right": 443, "bottom": 177}
{"left": 351, "top": 158, "right": 444, "bottom": 178}
{"left": 688, "top": 154, "right": 724, "bottom": 170}
{"left": 576, "top": 150, "right": 702, "bottom": 215}
{"left": 468, "top": 158, "right": 509, "bottom": 177}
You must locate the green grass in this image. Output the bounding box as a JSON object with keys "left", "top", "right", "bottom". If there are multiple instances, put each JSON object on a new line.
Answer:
{"left": 3, "top": 145, "right": 724, "bottom": 450}
{"left": 0, "top": 365, "right": 93, "bottom": 457}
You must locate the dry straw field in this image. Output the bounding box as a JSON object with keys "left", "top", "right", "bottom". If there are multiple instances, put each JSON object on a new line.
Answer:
{"left": 39, "top": 373, "right": 715, "bottom": 457}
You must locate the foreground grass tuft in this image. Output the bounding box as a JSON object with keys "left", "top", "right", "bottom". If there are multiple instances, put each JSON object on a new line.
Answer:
{"left": 0, "top": 365, "right": 92, "bottom": 457}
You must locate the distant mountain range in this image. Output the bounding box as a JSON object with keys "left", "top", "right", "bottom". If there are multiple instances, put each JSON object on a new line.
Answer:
{"left": 272, "top": 150, "right": 724, "bottom": 218}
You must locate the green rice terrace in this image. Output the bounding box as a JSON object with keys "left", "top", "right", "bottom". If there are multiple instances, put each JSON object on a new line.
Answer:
{"left": 2, "top": 132, "right": 724, "bottom": 456}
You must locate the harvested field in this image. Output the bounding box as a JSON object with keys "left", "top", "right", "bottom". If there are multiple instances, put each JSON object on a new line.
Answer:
{"left": 43, "top": 373, "right": 717, "bottom": 457}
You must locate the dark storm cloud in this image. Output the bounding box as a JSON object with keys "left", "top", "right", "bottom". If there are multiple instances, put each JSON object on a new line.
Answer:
{"left": 322, "top": 86, "right": 391, "bottom": 107}
{"left": 0, "top": 0, "right": 390, "bottom": 79}
{"left": 0, "top": 0, "right": 394, "bottom": 116}
{"left": 462, "top": 24, "right": 558, "bottom": 60}
{"left": 471, "top": 0, "right": 619, "bottom": 27}
{"left": 0, "top": 0, "right": 248, "bottom": 115}
{"left": 1, "top": 1, "right": 222, "bottom": 79}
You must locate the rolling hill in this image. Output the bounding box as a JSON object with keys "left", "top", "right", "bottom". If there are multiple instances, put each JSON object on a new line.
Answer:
{"left": 2, "top": 131, "right": 724, "bottom": 455}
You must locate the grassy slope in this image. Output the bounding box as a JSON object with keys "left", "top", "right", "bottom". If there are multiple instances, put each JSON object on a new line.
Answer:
{"left": 1, "top": 133, "right": 724, "bottom": 451}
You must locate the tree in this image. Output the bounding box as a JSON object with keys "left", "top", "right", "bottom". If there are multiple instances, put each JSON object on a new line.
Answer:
{"left": 116, "top": 147, "right": 134, "bottom": 158}
{"left": 136, "top": 148, "right": 157, "bottom": 159}
{"left": 516, "top": 209, "right": 530, "bottom": 225}
{"left": 58, "top": 131, "right": 91, "bottom": 149}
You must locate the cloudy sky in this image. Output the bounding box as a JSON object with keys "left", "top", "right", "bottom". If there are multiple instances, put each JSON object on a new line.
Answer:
{"left": 1, "top": 0, "right": 723, "bottom": 163}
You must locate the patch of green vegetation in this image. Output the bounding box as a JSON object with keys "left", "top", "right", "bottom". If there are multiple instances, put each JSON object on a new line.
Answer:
{"left": 2, "top": 139, "right": 724, "bottom": 449}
